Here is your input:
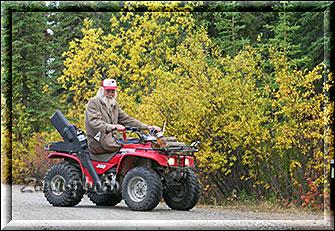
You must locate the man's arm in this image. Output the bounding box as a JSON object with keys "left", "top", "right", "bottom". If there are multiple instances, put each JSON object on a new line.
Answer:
{"left": 117, "top": 106, "right": 148, "bottom": 130}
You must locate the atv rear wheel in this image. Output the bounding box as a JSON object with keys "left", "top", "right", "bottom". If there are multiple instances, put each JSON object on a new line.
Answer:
{"left": 43, "top": 162, "right": 85, "bottom": 207}
{"left": 88, "top": 192, "right": 122, "bottom": 206}
{"left": 163, "top": 169, "right": 200, "bottom": 210}
{"left": 122, "top": 167, "right": 162, "bottom": 211}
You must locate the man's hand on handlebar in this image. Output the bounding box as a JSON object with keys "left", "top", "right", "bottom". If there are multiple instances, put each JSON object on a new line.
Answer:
{"left": 147, "top": 125, "right": 161, "bottom": 132}
{"left": 111, "top": 124, "right": 126, "bottom": 131}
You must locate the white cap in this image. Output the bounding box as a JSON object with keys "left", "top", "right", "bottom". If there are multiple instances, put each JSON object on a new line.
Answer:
{"left": 101, "top": 79, "right": 117, "bottom": 90}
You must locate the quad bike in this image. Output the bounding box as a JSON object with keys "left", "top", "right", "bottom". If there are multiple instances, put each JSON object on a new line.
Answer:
{"left": 43, "top": 110, "right": 201, "bottom": 211}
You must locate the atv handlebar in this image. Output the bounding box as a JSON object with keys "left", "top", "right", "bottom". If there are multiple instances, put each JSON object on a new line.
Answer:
{"left": 122, "top": 126, "right": 143, "bottom": 133}
{"left": 149, "top": 128, "right": 158, "bottom": 136}
{"left": 123, "top": 126, "right": 157, "bottom": 131}
{"left": 120, "top": 126, "right": 158, "bottom": 144}
{"left": 122, "top": 126, "right": 158, "bottom": 134}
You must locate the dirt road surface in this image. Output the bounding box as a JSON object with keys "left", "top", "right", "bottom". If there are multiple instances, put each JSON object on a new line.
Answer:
{"left": 1, "top": 184, "right": 333, "bottom": 230}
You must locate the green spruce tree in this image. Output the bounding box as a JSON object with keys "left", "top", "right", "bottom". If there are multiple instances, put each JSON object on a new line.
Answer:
{"left": 12, "top": 9, "right": 55, "bottom": 140}
{"left": 263, "top": 2, "right": 308, "bottom": 68}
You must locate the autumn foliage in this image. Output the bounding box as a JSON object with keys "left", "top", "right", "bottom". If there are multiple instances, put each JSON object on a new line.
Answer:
{"left": 4, "top": 2, "right": 333, "bottom": 211}
{"left": 10, "top": 131, "right": 61, "bottom": 184}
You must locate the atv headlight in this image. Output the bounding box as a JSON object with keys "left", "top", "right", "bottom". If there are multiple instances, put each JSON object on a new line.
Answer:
{"left": 168, "top": 157, "right": 175, "bottom": 166}
{"left": 185, "top": 158, "right": 190, "bottom": 167}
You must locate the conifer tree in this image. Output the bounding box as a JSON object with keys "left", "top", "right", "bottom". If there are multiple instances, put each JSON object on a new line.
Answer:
{"left": 45, "top": 2, "right": 121, "bottom": 106}
{"left": 11, "top": 9, "right": 54, "bottom": 140}
{"left": 295, "top": 11, "right": 325, "bottom": 71}
{"left": 263, "top": 1, "right": 307, "bottom": 67}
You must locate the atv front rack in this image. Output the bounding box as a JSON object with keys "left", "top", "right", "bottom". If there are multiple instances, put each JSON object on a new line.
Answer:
{"left": 137, "top": 145, "right": 198, "bottom": 169}
{"left": 137, "top": 145, "right": 199, "bottom": 153}
{"left": 136, "top": 147, "right": 198, "bottom": 153}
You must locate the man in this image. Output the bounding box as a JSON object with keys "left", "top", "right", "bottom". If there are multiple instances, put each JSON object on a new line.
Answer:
{"left": 85, "top": 79, "right": 160, "bottom": 154}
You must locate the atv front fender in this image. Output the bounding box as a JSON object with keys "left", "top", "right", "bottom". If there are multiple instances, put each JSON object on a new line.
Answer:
{"left": 116, "top": 151, "right": 168, "bottom": 174}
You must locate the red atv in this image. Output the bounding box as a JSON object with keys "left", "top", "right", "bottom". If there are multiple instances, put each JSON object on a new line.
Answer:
{"left": 43, "top": 110, "right": 201, "bottom": 211}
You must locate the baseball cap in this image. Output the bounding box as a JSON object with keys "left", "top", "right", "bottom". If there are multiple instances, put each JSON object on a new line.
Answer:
{"left": 101, "top": 79, "right": 117, "bottom": 90}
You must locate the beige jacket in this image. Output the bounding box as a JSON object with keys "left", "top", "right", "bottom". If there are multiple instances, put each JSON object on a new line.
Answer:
{"left": 85, "top": 96, "right": 147, "bottom": 154}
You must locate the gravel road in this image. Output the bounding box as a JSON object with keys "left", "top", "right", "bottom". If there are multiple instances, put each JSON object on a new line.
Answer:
{"left": 1, "top": 184, "right": 333, "bottom": 230}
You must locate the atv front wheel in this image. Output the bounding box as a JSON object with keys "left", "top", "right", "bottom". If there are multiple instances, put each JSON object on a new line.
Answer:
{"left": 43, "top": 162, "right": 85, "bottom": 207}
{"left": 88, "top": 192, "right": 122, "bottom": 206}
{"left": 163, "top": 169, "right": 200, "bottom": 210}
{"left": 122, "top": 167, "right": 162, "bottom": 211}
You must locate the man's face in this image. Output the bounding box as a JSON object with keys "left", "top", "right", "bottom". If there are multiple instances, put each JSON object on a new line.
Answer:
{"left": 104, "top": 89, "right": 116, "bottom": 98}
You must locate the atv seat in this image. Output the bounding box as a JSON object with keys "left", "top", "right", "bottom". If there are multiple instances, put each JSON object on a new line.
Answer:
{"left": 89, "top": 151, "right": 120, "bottom": 163}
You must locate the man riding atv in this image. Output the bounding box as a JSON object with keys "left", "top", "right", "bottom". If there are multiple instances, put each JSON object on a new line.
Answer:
{"left": 43, "top": 78, "right": 201, "bottom": 211}
{"left": 85, "top": 78, "right": 161, "bottom": 154}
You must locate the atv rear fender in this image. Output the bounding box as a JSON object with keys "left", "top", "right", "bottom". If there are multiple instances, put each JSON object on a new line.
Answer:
{"left": 47, "top": 152, "right": 94, "bottom": 187}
